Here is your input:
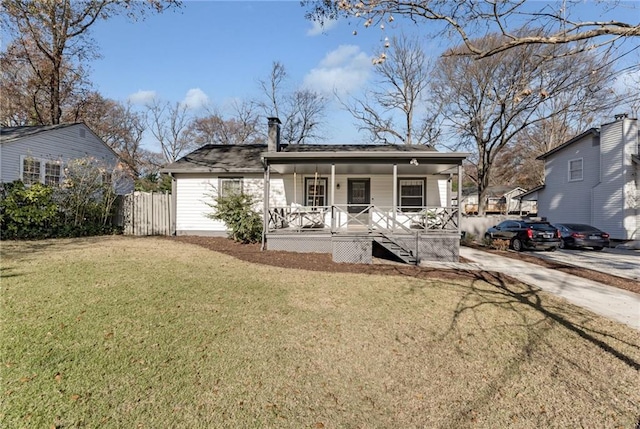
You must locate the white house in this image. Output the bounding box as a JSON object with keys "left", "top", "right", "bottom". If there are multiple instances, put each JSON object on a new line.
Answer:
{"left": 519, "top": 115, "right": 639, "bottom": 240}
{"left": 0, "top": 122, "right": 133, "bottom": 194}
{"left": 162, "top": 118, "right": 470, "bottom": 264}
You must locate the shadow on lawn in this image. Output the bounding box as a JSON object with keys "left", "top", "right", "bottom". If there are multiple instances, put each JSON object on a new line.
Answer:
{"left": 455, "top": 270, "right": 640, "bottom": 372}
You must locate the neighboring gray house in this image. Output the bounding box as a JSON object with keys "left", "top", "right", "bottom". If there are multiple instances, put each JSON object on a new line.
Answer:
{"left": 0, "top": 122, "right": 133, "bottom": 194}
{"left": 162, "top": 118, "right": 469, "bottom": 264}
{"left": 519, "top": 115, "right": 639, "bottom": 240}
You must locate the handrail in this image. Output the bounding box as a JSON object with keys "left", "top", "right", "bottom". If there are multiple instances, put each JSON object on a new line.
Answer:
{"left": 266, "top": 205, "right": 459, "bottom": 233}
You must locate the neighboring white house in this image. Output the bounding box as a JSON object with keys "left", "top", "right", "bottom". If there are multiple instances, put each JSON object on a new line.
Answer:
{"left": 519, "top": 115, "right": 639, "bottom": 240}
{"left": 460, "top": 185, "right": 537, "bottom": 215}
{"left": 0, "top": 122, "right": 133, "bottom": 194}
{"left": 162, "top": 118, "right": 470, "bottom": 264}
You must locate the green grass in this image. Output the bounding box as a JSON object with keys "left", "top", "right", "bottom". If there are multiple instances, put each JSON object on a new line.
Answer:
{"left": 1, "top": 236, "right": 639, "bottom": 428}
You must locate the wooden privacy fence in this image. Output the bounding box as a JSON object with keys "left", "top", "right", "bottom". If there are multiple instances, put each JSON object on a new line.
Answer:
{"left": 116, "top": 191, "right": 173, "bottom": 236}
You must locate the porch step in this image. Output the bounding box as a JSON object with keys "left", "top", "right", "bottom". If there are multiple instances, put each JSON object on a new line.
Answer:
{"left": 373, "top": 236, "right": 417, "bottom": 265}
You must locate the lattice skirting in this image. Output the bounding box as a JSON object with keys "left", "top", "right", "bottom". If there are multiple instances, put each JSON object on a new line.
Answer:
{"left": 332, "top": 236, "right": 372, "bottom": 264}
{"left": 266, "top": 235, "right": 332, "bottom": 253}
{"left": 266, "top": 233, "right": 458, "bottom": 264}
{"left": 395, "top": 234, "right": 459, "bottom": 262}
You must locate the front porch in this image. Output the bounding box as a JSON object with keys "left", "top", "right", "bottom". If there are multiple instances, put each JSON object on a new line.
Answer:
{"left": 260, "top": 148, "right": 468, "bottom": 264}
{"left": 265, "top": 204, "right": 460, "bottom": 264}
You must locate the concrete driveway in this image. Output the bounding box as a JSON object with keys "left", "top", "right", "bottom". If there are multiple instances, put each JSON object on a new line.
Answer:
{"left": 530, "top": 247, "right": 640, "bottom": 280}
{"left": 457, "top": 247, "right": 640, "bottom": 330}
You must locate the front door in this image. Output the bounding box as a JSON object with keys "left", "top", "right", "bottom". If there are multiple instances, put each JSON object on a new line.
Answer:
{"left": 347, "top": 178, "right": 371, "bottom": 213}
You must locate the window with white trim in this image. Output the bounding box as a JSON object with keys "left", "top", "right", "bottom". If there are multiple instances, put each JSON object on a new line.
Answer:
{"left": 398, "top": 178, "right": 425, "bottom": 211}
{"left": 21, "top": 157, "right": 63, "bottom": 185}
{"left": 22, "top": 158, "right": 41, "bottom": 185}
{"left": 305, "top": 177, "right": 327, "bottom": 207}
{"left": 219, "top": 177, "right": 243, "bottom": 197}
{"left": 44, "top": 161, "right": 62, "bottom": 185}
{"left": 568, "top": 158, "right": 583, "bottom": 182}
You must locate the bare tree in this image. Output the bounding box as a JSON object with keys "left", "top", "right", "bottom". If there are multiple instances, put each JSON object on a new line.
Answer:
{"left": 304, "top": 0, "right": 640, "bottom": 58}
{"left": 70, "top": 92, "right": 157, "bottom": 177}
{"left": 258, "top": 61, "right": 328, "bottom": 144}
{"left": 1, "top": 0, "right": 180, "bottom": 125}
{"left": 341, "top": 34, "right": 439, "bottom": 145}
{"left": 185, "top": 100, "right": 262, "bottom": 146}
{"left": 432, "top": 34, "right": 618, "bottom": 214}
{"left": 146, "top": 99, "right": 194, "bottom": 164}
{"left": 0, "top": 39, "right": 92, "bottom": 126}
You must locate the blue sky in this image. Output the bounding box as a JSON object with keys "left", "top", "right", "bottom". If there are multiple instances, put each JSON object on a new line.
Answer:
{"left": 90, "top": 0, "right": 402, "bottom": 144}
{"left": 49, "top": 1, "right": 640, "bottom": 150}
{"left": 86, "top": 0, "right": 639, "bottom": 151}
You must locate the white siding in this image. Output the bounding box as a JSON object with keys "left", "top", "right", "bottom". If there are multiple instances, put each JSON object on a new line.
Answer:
{"left": 175, "top": 171, "right": 454, "bottom": 234}
{"left": 277, "top": 173, "right": 450, "bottom": 208}
{"left": 538, "top": 133, "right": 600, "bottom": 225}
{"left": 0, "top": 123, "right": 133, "bottom": 193}
{"left": 593, "top": 119, "right": 638, "bottom": 239}
{"left": 175, "top": 173, "right": 266, "bottom": 233}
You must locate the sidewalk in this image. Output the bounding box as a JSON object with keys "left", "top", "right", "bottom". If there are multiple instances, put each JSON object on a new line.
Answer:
{"left": 425, "top": 247, "right": 640, "bottom": 330}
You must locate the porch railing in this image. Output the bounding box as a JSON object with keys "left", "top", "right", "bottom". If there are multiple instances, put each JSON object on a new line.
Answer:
{"left": 266, "top": 205, "right": 459, "bottom": 234}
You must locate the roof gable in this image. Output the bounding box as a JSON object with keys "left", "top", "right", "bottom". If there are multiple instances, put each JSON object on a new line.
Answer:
{"left": 536, "top": 128, "right": 599, "bottom": 160}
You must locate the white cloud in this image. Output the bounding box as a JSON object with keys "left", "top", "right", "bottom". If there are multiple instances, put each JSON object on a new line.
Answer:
{"left": 181, "top": 88, "right": 210, "bottom": 110}
{"left": 127, "top": 90, "right": 156, "bottom": 105}
{"left": 307, "top": 19, "right": 338, "bottom": 36}
{"left": 303, "top": 45, "right": 373, "bottom": 95}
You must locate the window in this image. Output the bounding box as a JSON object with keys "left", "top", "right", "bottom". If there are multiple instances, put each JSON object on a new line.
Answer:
{"left": 44, "top": 161, "right": 62, "bottom": 185}
{"left": 21, "top": 157, "right": 63, "bottom": 185}
{"left": 305, "top": 177, "right": 327, "bottom": 207}
{"left": 398, "top": 179, "right": 425, "bottom": 211}
{"left": 219, "top": 178, "right": 243, "bottom": 197}
{"left": 568, "top": 158, "right": 583, "bottom": 182}
{"left": 22, "top": 158, "right": 41, "bottom": 185}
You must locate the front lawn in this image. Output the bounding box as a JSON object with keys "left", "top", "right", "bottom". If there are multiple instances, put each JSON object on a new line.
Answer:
{"left": 1, "top": 237, "right": 639, "bottom": 428}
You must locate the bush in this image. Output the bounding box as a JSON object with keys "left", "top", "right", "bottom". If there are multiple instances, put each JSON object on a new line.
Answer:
{"left": 207, "top": 191, "right": 262, "bottom": 244}
{"left": 0, "top": 181, "right": 62, "bottom": 239}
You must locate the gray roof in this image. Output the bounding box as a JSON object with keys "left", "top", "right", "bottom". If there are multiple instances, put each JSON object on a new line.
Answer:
{"left": 162, "top": 143, "right": 453, "bottom": 174}
{"left": 162, "top": 144, "right": 268, "bottom": 173}
{"left": 0, "top": 123, "right": 81, "bottom": 144}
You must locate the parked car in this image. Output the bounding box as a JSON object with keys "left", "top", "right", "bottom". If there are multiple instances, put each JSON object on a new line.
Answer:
{"left": 554, "top": 223, "right": 610, "bottom": 250}
{"left": 485, "top": 219, "right": 561, "bottom": 251}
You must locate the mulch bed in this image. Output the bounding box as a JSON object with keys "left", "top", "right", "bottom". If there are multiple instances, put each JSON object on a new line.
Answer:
{"left": 169, "top": 236, "right": 640, "bottom": 295}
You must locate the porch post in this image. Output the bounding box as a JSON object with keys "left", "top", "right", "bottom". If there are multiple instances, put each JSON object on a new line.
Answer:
{"left": 330, "top": 163, "right": 335, "bottom": 206}
{"left": 457, "top": 163, "right": 462, "bottom": 233}
{"left": 330, "top": 163, "right": 336, "bottom": 231}
{"left": 392, "top": 164, "right": 397, "bottom": 222}
{"left": 262, "top": 164, "right": 270, "bottom": 251}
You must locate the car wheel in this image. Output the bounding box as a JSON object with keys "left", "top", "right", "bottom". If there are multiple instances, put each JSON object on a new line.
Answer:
{"left": 484, "top": 233, "right": 492, "bottom": 241}
{"left": 592, "top": 246, "right": 603, "bottom": 251}
{"left": 511, "top": 238, "right": 523, "bottom": 252}
{"left": 559, "top": 240, "right": 565, "bottom": 249}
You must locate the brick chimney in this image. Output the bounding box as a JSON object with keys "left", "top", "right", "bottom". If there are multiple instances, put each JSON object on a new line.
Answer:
{"left": 267, "top": 117, "right": 281, "bottom": 152}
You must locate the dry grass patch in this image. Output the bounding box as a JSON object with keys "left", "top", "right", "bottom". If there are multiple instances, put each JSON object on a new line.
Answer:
{"left": 1, "top": 236, "right": 639, "bottom": 428}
